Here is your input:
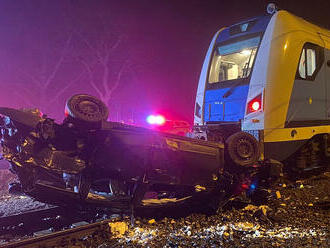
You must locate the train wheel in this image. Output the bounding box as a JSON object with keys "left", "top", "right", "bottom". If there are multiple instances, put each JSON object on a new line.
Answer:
{"left": 225, "top": 132, "right": 260, "bottom": 167}
{"left": 65, "top": 94, "right": 109, "bottom": 124}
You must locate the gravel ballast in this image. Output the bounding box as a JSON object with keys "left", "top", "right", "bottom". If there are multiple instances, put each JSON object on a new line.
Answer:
{"left": 0, "top": 170, "right": 329, "bottom": 247}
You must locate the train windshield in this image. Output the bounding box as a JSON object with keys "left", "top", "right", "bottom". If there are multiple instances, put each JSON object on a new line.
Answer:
{"left": 208, "top": 36, "right": 261, "bottom": 84}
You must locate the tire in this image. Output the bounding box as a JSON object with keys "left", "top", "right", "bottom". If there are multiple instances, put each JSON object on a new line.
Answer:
{"left": 225, "top": 131, "right": 260, "bottom": 167}
{"left": 65, "top": 94, "right": 109, "bottom": 123}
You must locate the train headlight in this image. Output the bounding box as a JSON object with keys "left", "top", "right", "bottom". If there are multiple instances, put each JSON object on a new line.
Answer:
{"left": 251, "top": 101, "right": 260, "bottom": 111}
{"left": 247, "top": 94, "right": 262, "bottom": 114}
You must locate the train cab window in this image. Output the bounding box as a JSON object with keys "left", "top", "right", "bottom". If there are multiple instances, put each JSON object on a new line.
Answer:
{"left": 297, "top": 43, "right": 324, "bottom": 81}
{"left": 208, "top": 36, "right": 260, "bottom": 83}
{"left": 306, "top": 49, "right": 316, "bottom": 76}
{"left": 298, "top": 49, "right": 306, "bottom": 78}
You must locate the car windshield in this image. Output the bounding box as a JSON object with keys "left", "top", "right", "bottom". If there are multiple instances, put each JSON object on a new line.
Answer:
{"left": 208, "top": 36, "right": 260, "bottom": 84}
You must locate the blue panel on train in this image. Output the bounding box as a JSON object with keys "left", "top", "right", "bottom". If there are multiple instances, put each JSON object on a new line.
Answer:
{"left": 216, "top": 15, "right": 271, "bottom": 43}
{"left": 204, "top": 84, "right": 249, "bottom": 122}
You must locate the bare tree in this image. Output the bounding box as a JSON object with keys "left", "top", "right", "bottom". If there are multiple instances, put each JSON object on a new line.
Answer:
{"left": 15, "top": 35, "right": 84, "bottom": 113}
{"left": 79, "top": 34, "right": 131, "bottom": 106}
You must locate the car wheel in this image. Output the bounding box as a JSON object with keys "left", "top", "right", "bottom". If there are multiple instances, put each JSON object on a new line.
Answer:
{"left": 225, "top": 131, "right": 260, "bottom": 167}
{"left": 65, "top": 94, "right": 109, "bottom": 124}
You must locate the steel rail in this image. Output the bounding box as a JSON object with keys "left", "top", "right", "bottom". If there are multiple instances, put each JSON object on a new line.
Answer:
{"left": 0, "top": 219, "right": 115, "bottom": 248}
{"left": 0, "top": 206, "right": 61, "bottom": 231}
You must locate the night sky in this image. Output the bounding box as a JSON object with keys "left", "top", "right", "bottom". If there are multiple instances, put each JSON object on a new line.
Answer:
{"left": 0, "top": 0, "right": 329, "bottom": 124}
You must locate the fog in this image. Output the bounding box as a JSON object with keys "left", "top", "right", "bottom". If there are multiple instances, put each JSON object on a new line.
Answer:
{"left": 0, "top": 0, "right": 328, "bottom": 125}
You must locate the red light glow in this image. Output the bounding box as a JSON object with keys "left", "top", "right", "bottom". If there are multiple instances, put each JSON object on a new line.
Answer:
{"left": 247, "top": 94, "right": 262, "bottom": 114}
{"left": 251, "top": 101, "right": 260, "bottom": 111}
{"left": 147, "top": 115, "right": 166, "bottom": 125}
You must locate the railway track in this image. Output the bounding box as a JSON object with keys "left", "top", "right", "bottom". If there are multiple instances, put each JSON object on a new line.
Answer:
{"left": 1, "top": 206, "right": 65, "bottom": 235}
{"left": 0, "top": 218, "right": 120, "bottom": 248}
{"left": 0, "top": 203, "right": 127, "bottom": 247}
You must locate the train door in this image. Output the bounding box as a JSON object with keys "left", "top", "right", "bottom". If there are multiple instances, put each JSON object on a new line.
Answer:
{"left": 326, "top": 49, "right": 330, "bottom": 118}
{"left": 286, "top": 43, "right": 326, "bottom": 127}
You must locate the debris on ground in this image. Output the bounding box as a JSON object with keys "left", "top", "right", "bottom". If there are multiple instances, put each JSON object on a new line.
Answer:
{"left": 106, "top": 171, "right": 330, "bottom": 247}
{"left": 0, "top": 170, "right": 329, "bottom": 247}
{"left": 108, "top": 222, "right": 129, "bottom": 238}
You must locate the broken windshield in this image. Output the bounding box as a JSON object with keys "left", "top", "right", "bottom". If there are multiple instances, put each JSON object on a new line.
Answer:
{"left": 208, "top": 36, "right": 261, "bottom": 84}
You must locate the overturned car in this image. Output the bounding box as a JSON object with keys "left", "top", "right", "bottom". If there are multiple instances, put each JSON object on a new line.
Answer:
{"left": 0, "top": 94, "right": 271, "bottom": 212}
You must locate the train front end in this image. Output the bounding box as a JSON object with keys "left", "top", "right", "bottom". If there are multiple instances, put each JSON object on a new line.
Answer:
{"left": 193, "top": 14, "right": 275, "bottom": 167}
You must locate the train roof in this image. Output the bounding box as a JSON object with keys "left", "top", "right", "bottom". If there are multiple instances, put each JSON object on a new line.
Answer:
{"left": 216, "top": 10, "right": 330, "bottom": 47}
{"left": 273, "top": 10, "right": 330, "bottom": 45}
{"left": 216, "top": 15, "right": 271, "bottom": 43}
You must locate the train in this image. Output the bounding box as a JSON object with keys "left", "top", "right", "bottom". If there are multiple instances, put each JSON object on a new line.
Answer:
{"left": 193, "top": 5, "right": 330, "bottom": 171}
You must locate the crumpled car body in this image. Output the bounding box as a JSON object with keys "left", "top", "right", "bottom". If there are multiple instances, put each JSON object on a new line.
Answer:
{"left": 0, "top": 101, "right": 236, "bottom": 210}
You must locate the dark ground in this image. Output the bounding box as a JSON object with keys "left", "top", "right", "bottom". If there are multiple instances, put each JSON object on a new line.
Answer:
{"left": 0, "top": 169, "right": 54, "bottom": 218}
{"left": 105, "top": 171, "right": 330, "bottom": 248}
{"left": 0, "top": 169, "right": 329, "bottom": 247}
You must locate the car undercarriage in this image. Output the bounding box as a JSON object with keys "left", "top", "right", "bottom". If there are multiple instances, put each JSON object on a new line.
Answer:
{"left": 0, "top": 94, "right": 278, "bottom": 212}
